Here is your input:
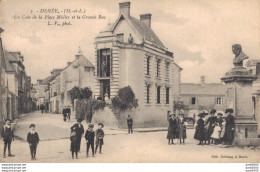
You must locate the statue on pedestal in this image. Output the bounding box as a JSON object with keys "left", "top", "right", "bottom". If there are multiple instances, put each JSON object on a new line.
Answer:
{"left": 232, "top": 44, "right": 249, "bottom": 67}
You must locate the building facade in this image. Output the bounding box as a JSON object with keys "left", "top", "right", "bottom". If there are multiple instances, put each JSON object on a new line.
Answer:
{"left": 180, "top": 76, "right": 227, "bottom": 118}
{"left": 94, "top": 2, "right": 181, "bottom": 127}
{"left": 48, "top": 50, "right": 95, "bottom": 114}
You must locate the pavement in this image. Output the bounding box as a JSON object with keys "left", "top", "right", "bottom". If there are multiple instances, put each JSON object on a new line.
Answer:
{"left": 0, "top": 111, "right": 260, "bottom": 163}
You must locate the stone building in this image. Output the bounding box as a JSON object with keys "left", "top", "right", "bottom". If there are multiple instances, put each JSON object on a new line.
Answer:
{"left": 34, "top": 75, "right": 52, "bottom": 109}
{"left": 247, "top": 59, "right": 260, "bottom": 135}
{"left": 180, "top": 76, "right": 227, "bottom": 118}
{"left": 0, "top": 28, "right": 7, "bottom": 127}
{"left": 94, "top": 2, "right": 181, "bottom": 127}
{"left": 48, "top": 49, "right": 95, "bottom": 113}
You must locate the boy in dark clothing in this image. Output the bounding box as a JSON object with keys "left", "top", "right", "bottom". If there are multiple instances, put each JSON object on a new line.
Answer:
{"left": 70, "top": 119, "right": 84, "bottom": 152}
{"left": 85, "top": 123, "right": 95, "bottom": 157}
{"left": 27, "top": 124, "right": 40, "bottom": 160}
{"left": 95, "top": 123, "right": 105, "bottom": 154}
{"left": 1, "top": 119, "right": 15, "bottom": 158}
{"left": 70, "top": 130, "right": 79, "bottom": 159}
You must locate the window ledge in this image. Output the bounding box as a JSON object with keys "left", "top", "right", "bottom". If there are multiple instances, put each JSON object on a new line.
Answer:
{"left": 145, "top": 103, "right": 151, "bottom": 106}
{"left": 156, "top": 103, "right": 161, "bottom": 106}
{"left": 145, "top": 75, "right": 151, "bottom": 78}
{"left": 156, "top": 77, "right": 161, "bottom": 80}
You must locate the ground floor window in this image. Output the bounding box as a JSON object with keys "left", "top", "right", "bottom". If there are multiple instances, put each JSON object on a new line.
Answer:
{"left": 157, "top": 86, "right": 161, "bottom": 104}
{"left": 146, "top": 85, "right": 150, "bottom": 103}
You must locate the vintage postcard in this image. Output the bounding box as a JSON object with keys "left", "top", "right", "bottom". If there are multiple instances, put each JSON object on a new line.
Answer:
{"left": 0, "top": 0, "right": 260, "bottom": 164}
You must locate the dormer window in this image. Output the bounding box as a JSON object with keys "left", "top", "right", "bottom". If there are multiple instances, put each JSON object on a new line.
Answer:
{"left": 117, "top": 33, "right": 124, "bottom": 42}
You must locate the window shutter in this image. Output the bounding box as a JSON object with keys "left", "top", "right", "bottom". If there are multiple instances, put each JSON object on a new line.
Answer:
{"left": 97, "top": 49, "right": 100, "bottom": 77}
{"left": 110, "top": 49, "right": 113, "bottom": 77}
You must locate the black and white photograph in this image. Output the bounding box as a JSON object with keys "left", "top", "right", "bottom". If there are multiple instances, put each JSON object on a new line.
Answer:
{"left": 0, "top": 0, "right": 260, "bottom": 167}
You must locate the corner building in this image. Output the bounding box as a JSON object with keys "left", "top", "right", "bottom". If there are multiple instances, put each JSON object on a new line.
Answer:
{"left": 94, "top": 2, "right": 181, "bottom": 127}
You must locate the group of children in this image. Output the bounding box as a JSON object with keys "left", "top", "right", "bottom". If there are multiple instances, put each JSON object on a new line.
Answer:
{"left": 1, "top": 118, "right": 105, "bottom": 161}
{"left": 1, "top": 119, "right": 39, "bottom": 160}
{"left": 70, "top": 121, "right": 105, "bottom": 159}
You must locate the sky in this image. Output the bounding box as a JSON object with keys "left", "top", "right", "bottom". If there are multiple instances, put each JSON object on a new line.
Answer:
{"left": 0, "top": 0, "right": 260, "bottom": 84}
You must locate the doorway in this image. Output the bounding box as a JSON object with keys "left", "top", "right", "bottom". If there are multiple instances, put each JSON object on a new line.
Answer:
{"left": 100, "top": 80, "right": 110, "bottom": 100}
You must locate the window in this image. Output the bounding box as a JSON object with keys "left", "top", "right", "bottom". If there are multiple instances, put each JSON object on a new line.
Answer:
{"left": 157, "top": 86, "right": 161, "bottom": 104}
{"left": 146, "top": 85, "right": 150, "bottom": 103}
{"left": 156, "top": 59, "right": 161, "bottom": 78}
{"left": 117, "top": 33, "right": 124, "bottom": 42}
{"left": 191, "top": 97, "right": 196, "bottom": 105}
{"left": 85, "top": 67, "right": 90, "bottom": 72}
{"left": 166, "top": 62, "right": 170, "bottom": 80}
{"left": 166, "top": 87, "right": 170, "bottom": 104}
{"left": 146, "top": 56, "right": 150, "bottom": 75}
{"left": 97, "top": 49, "right": 111, "bottom": 77}
{"left": 216, "top": 97, "right": 222, "bottom": 105}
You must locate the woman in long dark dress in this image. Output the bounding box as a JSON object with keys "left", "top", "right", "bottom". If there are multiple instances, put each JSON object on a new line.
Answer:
{"left": 167, "top": 114, "right": 177, "bottom": 145}
{"left": 194, "top": 113, "right": 206, "bottom": 145}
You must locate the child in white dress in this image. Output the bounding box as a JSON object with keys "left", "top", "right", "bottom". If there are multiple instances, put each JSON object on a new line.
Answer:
{"left": 211, "top": 123, "right": 221, "bottom": 144}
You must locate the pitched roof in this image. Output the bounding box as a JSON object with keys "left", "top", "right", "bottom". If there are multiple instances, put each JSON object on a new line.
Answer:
{"left": 110, "top": 13, "right": 165, "bottom": 48}
{"left": 181, "top": 83, "right": 226, "bottom": 95}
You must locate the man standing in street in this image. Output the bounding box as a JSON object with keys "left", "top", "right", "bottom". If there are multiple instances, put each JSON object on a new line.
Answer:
{"left": 71, "top": 119, "right": 85, "bottom": 152}
{"left": 62, "top": 106, "right": 67, "bottom": 122}
{"left": 66, "top": 106, "right": 71, "bottom": 122}
{"left": 127, "top": 115, "right": 133, "bottom": 134}
{"left": 1, "top": 119, "right": 15, "bottom": 158}
{"left": 224, "top": 109, "right": 235, "bottom": 146}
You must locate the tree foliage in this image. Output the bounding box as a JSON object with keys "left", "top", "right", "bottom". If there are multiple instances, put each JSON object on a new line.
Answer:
{"left": 69, "top": 86, "right": 92, "bottom": 104}
{"left": 111, "top": 86, "right": 138, "bottom": 113}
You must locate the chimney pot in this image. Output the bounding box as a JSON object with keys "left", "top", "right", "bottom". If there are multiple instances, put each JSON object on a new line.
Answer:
{"left": 119, "top": 2, "right": 131, "bottom": 16}
{"left": 140, "top": 13, "right": 152, "bottom": 28}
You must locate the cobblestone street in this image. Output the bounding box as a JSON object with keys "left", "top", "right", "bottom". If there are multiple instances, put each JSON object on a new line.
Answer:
{"left": 0, "top": 111, "right": 259, "bottom": 163}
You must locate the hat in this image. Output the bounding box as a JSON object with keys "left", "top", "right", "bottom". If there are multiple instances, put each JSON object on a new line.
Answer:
{"left": 98, "top": 123, "right": 104, "bottom": 128}
{"left": 198, "top": 112, "right": 208, "bottom": 117}
{"left": 77, "top": 118, "right": 83, "bottom": 122}
{"left": 210, "top": 109, "right": 216, "bottom": 114}
{"left": 88, "top": 123, "right": 94, "bottom": 128}
{"left": 217, "top": 113, "right": 223, "bottom": 116}
{"left": 29, "top": 124, "right": 35, "bottom": 128}
{"left": 5, "top": 119, "right": 11, "bottom": 122}
{"left": 225, "top": 109, "right": 233, "bottom": 113}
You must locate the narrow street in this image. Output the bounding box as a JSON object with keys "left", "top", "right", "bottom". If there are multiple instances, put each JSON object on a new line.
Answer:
{"left": 0, "top": 111, "right": 259, "bottom": 163}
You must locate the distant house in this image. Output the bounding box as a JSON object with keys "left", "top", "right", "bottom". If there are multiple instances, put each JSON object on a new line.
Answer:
{"left": 48, "top": 49, "right": 95, "bottom": 114}
{"left": 180, "top": 76, "right": 227, "bottom": 118}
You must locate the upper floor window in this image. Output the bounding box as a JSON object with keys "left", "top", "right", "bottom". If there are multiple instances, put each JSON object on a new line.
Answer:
{"left": 156, "top": 59, "right": 161, "bottom": 78}
{"left": 146, "top": 56, "right": 150, "bottom": 75}
{"left": 166, "top": 62, "right": 170, "bottom": 80}
{"left": 191, "top": 97, "right": 196, "bottom": 105}
{"left": 97, "top": 49, "right": 111, "bottom": 77}
{"left": 216, "top": 97, "right": 222, "bottom": 105}
{"left": 146, "top": 84, "right": 151, "bottom": 103}
{"left": 166, "top": 87, "right": 170, "bottom": 104}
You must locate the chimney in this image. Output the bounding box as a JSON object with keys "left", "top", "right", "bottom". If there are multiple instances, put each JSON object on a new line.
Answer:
{"left": 200, "top": 76, "right": 205, "bottom": 85}
{"left": 119, "top": 2, "right": 131, "bottom": 16}
{"left": 140, "top": 14, "right": 152, "bottom": 28}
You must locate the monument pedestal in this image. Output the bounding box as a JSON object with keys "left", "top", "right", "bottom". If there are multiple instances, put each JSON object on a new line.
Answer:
{"left": 221, "top": 66, "right": 260, "bottom": 146}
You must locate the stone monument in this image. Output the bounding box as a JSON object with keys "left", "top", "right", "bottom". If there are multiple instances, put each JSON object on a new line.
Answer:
{"left": 221, "top": 44, "right": 259, "bottom": 146}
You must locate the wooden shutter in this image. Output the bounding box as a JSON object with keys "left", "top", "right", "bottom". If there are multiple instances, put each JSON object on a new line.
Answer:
{"left": 97, "top": 49, "right": 100, "bottom": 77}
{"left": 110, "top": 49, "right": 113, "bottom": 77}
